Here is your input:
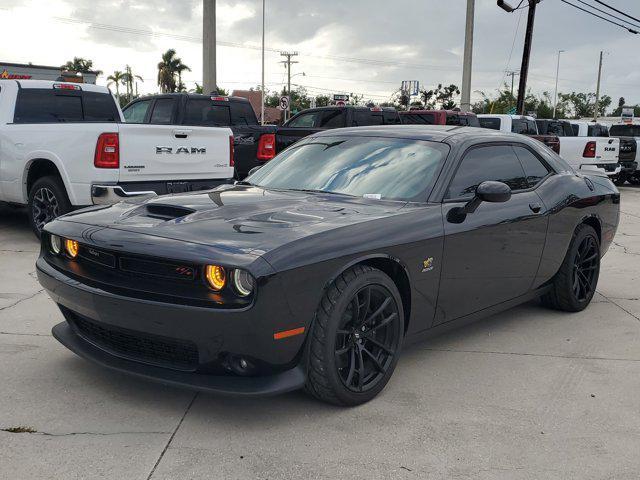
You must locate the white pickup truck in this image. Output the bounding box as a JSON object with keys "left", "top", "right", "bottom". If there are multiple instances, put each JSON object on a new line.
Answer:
{"left": 556, "top": 119, "right": 621, "bottom": 178}
{"left": 0, "top": 80, "right": 234, "bottom": 235}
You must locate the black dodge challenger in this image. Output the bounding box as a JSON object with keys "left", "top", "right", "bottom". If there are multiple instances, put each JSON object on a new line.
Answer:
{"left": 37, "top": 126, "right": 620, "bottom": 406}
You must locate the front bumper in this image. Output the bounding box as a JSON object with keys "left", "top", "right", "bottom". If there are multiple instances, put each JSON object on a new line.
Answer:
{"left": 51, "top": 322, "right": 305, "bottom": 396}
{"left": 37, "top": 257, "right": 307, "bottom": 396}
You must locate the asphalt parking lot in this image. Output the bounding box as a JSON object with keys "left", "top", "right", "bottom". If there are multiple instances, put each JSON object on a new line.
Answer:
{"left": 1, "top": 189, "right": 639, "bottom": 480}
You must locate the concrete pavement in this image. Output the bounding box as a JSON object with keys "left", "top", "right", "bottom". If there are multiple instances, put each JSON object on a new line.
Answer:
{"left": 1, "top": 189, "right": 639, "bottom": 480}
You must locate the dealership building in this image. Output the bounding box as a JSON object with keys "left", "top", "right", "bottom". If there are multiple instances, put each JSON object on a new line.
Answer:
{"left": 0, "top": 62, "right": 98, "bottom": 84}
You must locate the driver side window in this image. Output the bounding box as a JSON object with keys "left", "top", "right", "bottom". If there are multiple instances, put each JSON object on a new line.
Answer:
{"left": 287, "top": 111, "right": 321, "bottom": 128}
{"left": 446, "top": 145, "right": 528, "bottom": 199}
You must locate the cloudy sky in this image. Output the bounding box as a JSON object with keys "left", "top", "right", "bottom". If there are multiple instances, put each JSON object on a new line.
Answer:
{"left": 1, "top": 0, "right": 639, "bottom": 107}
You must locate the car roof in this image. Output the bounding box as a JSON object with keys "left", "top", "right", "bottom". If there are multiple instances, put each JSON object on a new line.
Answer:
{"left": 310, "top": 125, "right": 527, "bottom": 143}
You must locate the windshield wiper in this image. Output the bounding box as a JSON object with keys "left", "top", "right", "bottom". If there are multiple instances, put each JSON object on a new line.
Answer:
{"left": 235, "top": 180, "right": 253, "bottom": 185}
{"left": 286, "top": 188, "right": 354, "bottom": 197}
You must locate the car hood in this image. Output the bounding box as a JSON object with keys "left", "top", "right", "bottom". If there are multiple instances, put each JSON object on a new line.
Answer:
{"left": 59, "top": 185, "right": 408, "bottom": 256}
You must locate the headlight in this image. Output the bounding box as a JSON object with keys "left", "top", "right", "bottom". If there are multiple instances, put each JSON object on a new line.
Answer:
{"left": 49, "top": 235, "right": 62, "bottom": 255}
{"left": 65, "top": 239, "right": 79, "bottom": 259}
{"left": 231, "top": 269, "right": 255, "bottom": 297}
{"left": 205, "top": 265, "right": 226, "bottom": 291}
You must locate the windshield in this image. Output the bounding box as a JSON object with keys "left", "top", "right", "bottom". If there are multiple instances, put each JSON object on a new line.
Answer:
{"left": 247, "top": 136, "right": 449, "bottom": 201}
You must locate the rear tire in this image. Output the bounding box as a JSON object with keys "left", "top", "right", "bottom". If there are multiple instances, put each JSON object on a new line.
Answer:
{"left": 542, "top": 224, "right": 600, "bottom": 312}
{"left": 305, "top": 265, "right": 404, "bottom": 406}
{"left": 28, "top": 176, "right": 72, "bottom": 238}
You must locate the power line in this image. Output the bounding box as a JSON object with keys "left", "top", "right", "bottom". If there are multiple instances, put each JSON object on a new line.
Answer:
{"left": 574, "top": 0, "right": 640, "bottom": 29}
{"left": 559, "top": 0, "right": 639, "bottom": 33}
{"left": 593, "top": 0, "right": 640, "bottom": 24}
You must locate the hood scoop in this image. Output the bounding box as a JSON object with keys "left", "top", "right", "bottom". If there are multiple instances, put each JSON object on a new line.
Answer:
{"left": 139, "top": 204, "right": 195, "bottom": 221}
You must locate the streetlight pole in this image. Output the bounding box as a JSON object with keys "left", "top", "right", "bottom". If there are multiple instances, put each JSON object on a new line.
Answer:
{"left": 203, "top": 0, "right": 217, "bottom": 94}
{"left": 552, "top": 49, "right": 564, "bottom": 119}
{"left": 460, "top": 0, "right": 475, "bottom": 112}
{"left": 261, "top": 0, "right": 265, "bottom": 125}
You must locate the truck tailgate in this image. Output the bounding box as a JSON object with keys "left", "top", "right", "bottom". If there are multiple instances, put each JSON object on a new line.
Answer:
{"left": 594, "top": 137, "right": 619, "bottom": 163}
{"left": 117, "top": 124, "right": 234, "bottom": 182}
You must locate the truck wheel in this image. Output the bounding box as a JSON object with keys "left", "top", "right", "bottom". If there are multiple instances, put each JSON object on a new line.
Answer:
{"left": 305, "top": 265, "right": 404, "bottom": 406}
{"left": 28, "top": 176, "right": 72, "bottom": 238}
{"left": 541, "top": 223, "right": 600, "bottom": 312}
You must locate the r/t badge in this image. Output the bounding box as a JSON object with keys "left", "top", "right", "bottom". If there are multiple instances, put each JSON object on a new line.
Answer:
{"left": 422, "top": 257, "right": 434, "bottom": 273}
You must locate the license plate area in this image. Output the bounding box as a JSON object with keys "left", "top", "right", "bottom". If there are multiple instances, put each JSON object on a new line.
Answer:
{"left": 166, "top": 181, "right": 190, "bottom": 194}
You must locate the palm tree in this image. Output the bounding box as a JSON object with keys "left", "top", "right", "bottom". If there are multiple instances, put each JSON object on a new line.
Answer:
{"left": 157, "top": 49, "right": 190, "bottom": 93}
{"left": 157, "top": 49, "right": 178, "bottom": 93}
{"left": 175, "top": 62, "right": 191, "bottom": 92}
{"left": 107, "top": 71, "right": 125, "bottom": 99}
{"left": 122, "top": 65, "right": 143, "bottom": 99}
{"left": 62, "top": 57, "right": 101, "bottom": 76}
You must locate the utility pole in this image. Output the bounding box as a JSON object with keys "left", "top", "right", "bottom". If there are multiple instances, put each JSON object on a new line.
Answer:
{"left": 280, "top": 51, "right": 298, "bottom": 121}
{"left": 498, "top": 0, "right": 540, "bottom": 115}
{"left": 516, "top": 0, "right": 538, "bottom": 115}
{"left": 594, "top": 50, "right": 603, "bottom": 121}
{"left": 460, "top": 0, "right": 475, "bottom": 112}
{"left": 552, "top": 50, "right": 564, "bottom": 118}
{"left": 261, "top": 0, "right": 265, "bottom": 125}
{"left": 203, "top": 0, "right": 217, "bottom": 94}
{"left": 506, "top": 70, "right": 519, "bottom": 105}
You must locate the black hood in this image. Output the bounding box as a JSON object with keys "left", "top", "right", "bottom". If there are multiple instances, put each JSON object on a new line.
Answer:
{"left": 59, "top": 185, "right": 408, "bottom": 256}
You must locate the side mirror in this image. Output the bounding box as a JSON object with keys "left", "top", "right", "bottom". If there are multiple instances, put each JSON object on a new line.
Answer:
{"left": 247, "top": 165, "right": 263, "bottom": 177}
{"left": 449, "top": 181, "right": 512, "bottom": 223}
{"left": 476, "top": 181, "right": 512, "bottom": 203}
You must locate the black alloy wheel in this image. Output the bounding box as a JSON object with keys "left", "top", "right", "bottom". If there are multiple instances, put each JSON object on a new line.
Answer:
{"left": 28, "top": 176, "right": 72, "bottom": 238}
{"left": 334, "top": 285, "right": 401, "bottom": 393}
{"left": 305, "top": 265, "right": 404, "bottom": 406}
{"left": 542, "top": 223, "right": 600, "bottom": 312}
{"left": 572, "top": 235, "right": 599, "bottom": 302}
{"left": 32, "top": 187, "right": 59, "bottom": 233}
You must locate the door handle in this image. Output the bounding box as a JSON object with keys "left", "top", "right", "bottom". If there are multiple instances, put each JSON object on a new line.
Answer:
{"left": 173, "top": 129, "right": 192, "bottom": 139}
{"left": 529, "top": 203, "right": 542, "bottom": 213}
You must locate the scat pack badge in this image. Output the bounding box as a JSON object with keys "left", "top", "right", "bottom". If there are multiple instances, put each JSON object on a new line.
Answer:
{"left": 421, "top": 257, "right": 434, "bottom": 273}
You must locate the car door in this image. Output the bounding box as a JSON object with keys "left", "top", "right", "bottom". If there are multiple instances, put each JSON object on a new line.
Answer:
{"left": 436, "top": 143, "right": 549, "bottom": 323}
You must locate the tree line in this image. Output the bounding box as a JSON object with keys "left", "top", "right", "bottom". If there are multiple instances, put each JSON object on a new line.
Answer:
{"left": 61, "top": 55, "right": 634, "bottom": 118}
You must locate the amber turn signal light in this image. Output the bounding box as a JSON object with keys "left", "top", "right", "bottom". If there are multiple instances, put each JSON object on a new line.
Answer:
{"left": 205, "top": 265, "right": 226, "bottom": 291}
{"left": 65, "top": 239, "right": 79, "bottom": 259}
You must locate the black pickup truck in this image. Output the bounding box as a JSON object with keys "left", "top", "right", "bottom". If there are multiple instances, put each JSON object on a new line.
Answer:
{"left": 123, "top": 93, "right": 277, "bottom": 179}
{"left": 276, "top": 106, "right": 400, "bottom": 152}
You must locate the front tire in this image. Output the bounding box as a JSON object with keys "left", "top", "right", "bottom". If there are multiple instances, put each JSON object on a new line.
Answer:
{"left": 305, "top": 265, "right": 404, "bottom": 406}
{"left": 28, "top": 176, "right": 72, "bottom": 238}
{"left": 542, "top": 224, "right": 600, "bottom": 312}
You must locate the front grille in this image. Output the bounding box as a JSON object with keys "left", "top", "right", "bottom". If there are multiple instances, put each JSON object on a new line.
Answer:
{"left": 70, "top": 313, "right": 199, "bottom": 371}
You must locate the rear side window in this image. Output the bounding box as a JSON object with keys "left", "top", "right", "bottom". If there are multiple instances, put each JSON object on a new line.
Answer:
{"left": 461, "top": 115, "right": 480, "bottom": 127}
{"left": 287, "top": 111, "right": 322, "bottom": 128}
{"left": 355, "top": 110, "right": 383, "bottom": 126}
{"left": 446, "top": 145, "right": 528, "bottom": 199}
{"left": 446, "top": 114, "right": 460, "bottom": 125}
{"left": 383, "top": 111, "right": 401, "bottom": 125}
{"left": 149, "top": 98, "right": 175, "bottom": 124}
{"left": 513, "top": 146, "right": 552, "bottom": 187}
{"left": 83, "top": 92, "right": 119, "bottom": 121}
{"left": 183, "top": 99, "right": 231, "bottom": 126}
{"left": 610, "top": 124, "right": 640, "bottom": 137}
{"left": 123, "top": 100, "right": 152, "bottom": 123}
{"left": 401, "top": 113, "right": 437, "bottom": 125}
{"left": 479, "top": 117, "right": 500, "bottom": 130}
{"left": 13, "top": 89, "right": 117, "bottom": 123}
{"left": 229, "top": 101, "right": 258, "bottom": 126}
{"left": 320, "top": 109, "right": 346, "bottom": 128}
